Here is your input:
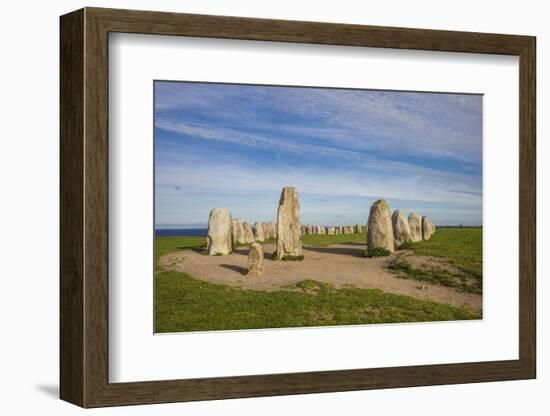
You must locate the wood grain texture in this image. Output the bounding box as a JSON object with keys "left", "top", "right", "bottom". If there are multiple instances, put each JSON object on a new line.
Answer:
{"left": 59, "top": 7, "right": 537, "bottom": 408}
{"left": 59, "top": 8, "right": 84, "bottom": 407}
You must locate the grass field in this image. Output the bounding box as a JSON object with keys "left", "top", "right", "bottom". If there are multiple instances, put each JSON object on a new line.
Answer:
{"left": 388, "top": 228, "right": 482, "bottom": 294}
{"left": 155, "top": 230, "right": 481, "bottom": 333}
{"left": 302, "top": 232, "right": 365, "bottom": 247}
{"left": 398, "top": 227, "right": 482, "bottom": 277}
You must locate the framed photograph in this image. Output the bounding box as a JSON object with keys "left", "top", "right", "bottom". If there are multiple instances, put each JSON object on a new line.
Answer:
{"left": 60, "top": 7, "right": 536, "bottom": 408}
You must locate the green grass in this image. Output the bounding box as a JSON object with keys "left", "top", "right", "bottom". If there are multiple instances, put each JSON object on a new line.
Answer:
{"left": 387, "top": 228, "right": 482, "bottom": 294}
{"left": 156, "top": 271, "right": 480, "bottom": 332}
{"left": 271, "top": 254, "right": 305, "bottom": 261}
{"left": 387, "top": 260, "right": 482, "bottom": 294}
{"left": 364, "top": 247, "right": 392, "bottom": 258}
{"left": 155, "top": 235, "right": 480, "bottom": 332}
{"left": 302, "top": 232, "right": 365, "bottom": 247}
{"left": 400, "top": 228, "right": 482, "bottom": 277}
{"left": 235, "top": 238, "right": 276, "bottom": 248}
{"left": 155, "top": 236, "right": 206, "bottom": 263}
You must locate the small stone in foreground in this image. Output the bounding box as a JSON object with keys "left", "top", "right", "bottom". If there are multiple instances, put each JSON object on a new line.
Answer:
{"left": 246, "top": 242, "right": 265, "bottom": 276}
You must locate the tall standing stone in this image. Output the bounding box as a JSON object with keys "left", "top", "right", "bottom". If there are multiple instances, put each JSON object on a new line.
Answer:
{"left": 267, "top": 222, "right": 276, "bottom": 240}
{"left": 246, "top": 242, "right": 265, "bottom": 276}
{"left": 392, "top": 209, "right": 411, "bottom": 248}
{"left": 207, "top": 208, "right": 233, "bottom": 255}
{"left": 261, "top": 222, "right": 270, "bottom": 240}
{"left": 367, "top": 199, "right": 395, "bottom": 252}
{"left": 242, "top": 222, "right": 255, "bottom": 244}
{"left": 231, "top": 218, "right": 241, "bottom": 246}
{"left": 422, "top": 216, "right": 434, "bottom": 240}
{"left": 408, "top": 213, "right": 422, "bottom": 242}
{"left": 276, "top": 187, "right": 303, "bottom": 260}
{"left": 254, "top": 222, "right": 265, "bottom": 242}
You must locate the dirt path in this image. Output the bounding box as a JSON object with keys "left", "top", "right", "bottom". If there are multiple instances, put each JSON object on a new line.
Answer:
{"left": 160, "top": 242, "right": 481, "bottom": 311}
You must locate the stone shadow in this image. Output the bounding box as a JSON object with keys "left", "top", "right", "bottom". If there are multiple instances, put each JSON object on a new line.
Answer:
{"left": 303, "top": 245, "right": 365, "bottom": 258}
{"left": 219, "top": 264, "right": 247, "bottom": 274}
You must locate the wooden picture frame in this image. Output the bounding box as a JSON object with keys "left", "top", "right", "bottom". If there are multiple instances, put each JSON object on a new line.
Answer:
{"left": 60, "top": 7, "right": 536, "bottom": 408}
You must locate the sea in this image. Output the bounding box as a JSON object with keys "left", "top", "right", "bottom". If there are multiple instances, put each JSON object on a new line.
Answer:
{"left": 155, "top": 228, "right": 207, "bottom": 237}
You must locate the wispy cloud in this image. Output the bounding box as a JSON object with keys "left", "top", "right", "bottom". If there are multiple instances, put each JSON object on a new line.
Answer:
{"left": 154, "top": 82, "right": 483, "bottom": 226}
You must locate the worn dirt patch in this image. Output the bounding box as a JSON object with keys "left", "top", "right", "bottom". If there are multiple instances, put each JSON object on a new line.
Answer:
{"left": 160, "top": 243, "right": 481, "bottom": 311}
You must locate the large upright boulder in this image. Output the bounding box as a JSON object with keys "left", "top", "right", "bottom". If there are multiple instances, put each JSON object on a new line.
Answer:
{"left": 260, "top": 222, "right": 270, "bottom": 240}
{"left": 246, "top": 242, "right": 265, "bottom": 276}
{"left": 254, "top": 222, "right": 265, "bottom": 242}
{"left": 422, "top": 216, "right": 435, "bottom": 240}
{"left": 231, "top": 218, "right": 241, "bottom": 246}
{"left": 392, "top": 209, "right": 411, "bottom": 248}
{"left": 242, "top": 222, "right": 255, "bottom": 244}
{"left": 207, "top": 208, "right": 233, "bottom": 255}
{"left": 276, "top": 187, "right": 303, "bottom": 260}
{"left": 263, "top": 222, "right": 274, "bottom": 240}
{"left": 408, "top": 213, "right": 422, "bottom": 242}
{"left": 367, "top": 199, "right": 394, "bottom": 252}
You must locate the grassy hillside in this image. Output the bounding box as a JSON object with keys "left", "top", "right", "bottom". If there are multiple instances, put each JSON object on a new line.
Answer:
{"left": 154, "top": 230, "right": 481, "bottom": 333}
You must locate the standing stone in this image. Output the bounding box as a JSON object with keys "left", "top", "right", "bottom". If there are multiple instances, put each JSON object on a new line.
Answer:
{"left": 306, "top": 225, "right": 313, "bottom": 235}
{"left": 242, "top": 222, "right": 255, "bottom": 244}
{"left": 327, "top": 227, "right": 335, "bottom": 235}
{"left": 367, "top": 199, "right": 394, "bottom": 252}
{"left": 276, "top": 187, "right": 303, "bottom": 260}
{"left": 246, "top": 242, "right": 265, "bottom": 276}
{"left": 261, "top": 222, "right": 270, "bottom": 240}
{"left": 268, "top": 222, "right": 274, "bottom": 240}
{"left": 408, "top": 213, "right": 422, "bottom": 242}
{"left": 234, "top": 219, "right": 246, "bottom": 244}
{"left": 301, "top": 225, "right": 306, "bottom": 235}
{"left": 231, "top": 218, "right": 241, "bottom": 246}
{"left": 254, "top": 222, "right": 265, "bottom": 242}
{"left": 422, "top": 216, "right": 434, "bottom": 240}
{"left": 392, "top": 209, "right": 412, "bottom": 248}
{"left": 207, "top": 208, "right": 233, "bottom": 255}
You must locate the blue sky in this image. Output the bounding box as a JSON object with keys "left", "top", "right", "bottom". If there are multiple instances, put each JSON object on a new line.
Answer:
{"left": 155, "top": 81, "right": 482, "bottom": 228}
